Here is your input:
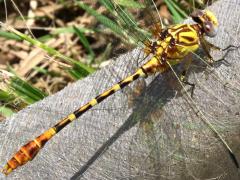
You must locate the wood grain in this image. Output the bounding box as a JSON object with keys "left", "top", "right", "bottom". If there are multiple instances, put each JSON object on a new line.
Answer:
{"left": 1, "top": 0, "right": 240, "bottom": 179}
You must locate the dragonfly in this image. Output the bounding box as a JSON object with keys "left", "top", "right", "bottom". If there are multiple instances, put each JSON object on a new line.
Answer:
{"left": 1, "top": 0, "right": 240, "bottom": 178}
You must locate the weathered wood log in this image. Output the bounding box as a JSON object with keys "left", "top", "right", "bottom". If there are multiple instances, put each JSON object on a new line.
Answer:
{"left": 1, "top": 0, "right": 240, "bottom": 179}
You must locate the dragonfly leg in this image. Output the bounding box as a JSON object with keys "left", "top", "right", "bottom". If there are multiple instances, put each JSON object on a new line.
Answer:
{"left": 200, "top": 38, "right": 228, "bottom": 65}
{"left": 200, "top": 38, "right": 215, "bottom": 65}
{"left": 202, "top": 38, "right": 240, "bottom": 66}
{"left": 213, "top": 45, "right": 240, "bottom": 66}
{"left": 180, "top": 70, "right": 195, "bottom": 98}
{"left": 204, "top": 40, "right": 221, "bottom": 51}
{"left": 179, "top": 56, "right": 195, "bottom": 97}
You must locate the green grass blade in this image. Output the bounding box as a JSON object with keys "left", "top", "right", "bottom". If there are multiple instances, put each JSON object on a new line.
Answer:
{"left": 0, "top": 89, "right": 13, "bottom": 101}
{"left": 115, "top": 0, "right": 145, "bottom": 8}
{"left": 0, "top": 106, "right": 14, "bottom": 118}
{"left": 52, "top": 26, "right": 95, "bottom": 35}
{"left": 164, "top": 0, "right": 187, "bottom": 23}
{"left": 37, "top": 34, "right": 53, "bottom": 43}
{"left": 73, "top": 26, "right": 95, "bottom": 62}
{"left": 0, "top": 30, "right": 22, "bottom": 40}
{"left": 99, "top": 0, "right": 115, "bottom": 12}
{"left": 67, "top": 61, "right": 93, "bottom": 80}
{"left": 88, "top": 0, "right": 143, "bottom": 45}
{"left": 9, "top": 76, "right": 48, "bottom": 104}
{"left": 171, "top": 0, "right": 188, "bottom": 18}
{"left": 1, "top": 23, "right": 94, "bottom": 77}
{"left": 76, "top": 1, "right": 124, "bottom": 36}
{"left": 33, "top": 66, "right": 62, "bottom": 77}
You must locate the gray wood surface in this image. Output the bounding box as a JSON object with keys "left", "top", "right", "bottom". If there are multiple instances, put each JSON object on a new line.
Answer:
{"left": 1, "top": 0, "right": 240, "bottom": 179}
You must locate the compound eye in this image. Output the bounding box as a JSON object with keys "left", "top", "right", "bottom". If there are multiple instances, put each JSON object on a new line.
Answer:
{"left": 191, "top": 10, "right": 203, "bottom": 24}
{"left": 205, "top": 23, "right": 211, "bottom": 32}
{"left": 203, "top": 22, "right": 217, "bottom": 37}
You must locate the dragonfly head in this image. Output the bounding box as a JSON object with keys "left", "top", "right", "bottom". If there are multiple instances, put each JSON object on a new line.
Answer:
{"left": 191, "top": 10, "right": 218, "bottom": 37}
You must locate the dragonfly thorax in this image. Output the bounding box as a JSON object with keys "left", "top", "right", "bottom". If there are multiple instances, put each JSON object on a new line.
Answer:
{"left": 144, "top": 10, "right": 218, "bottom": 63}
{"left": 147, "top": 24, "right": 200, "bottom": 62}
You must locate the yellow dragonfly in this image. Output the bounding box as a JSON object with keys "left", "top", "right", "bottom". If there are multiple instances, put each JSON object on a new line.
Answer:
{"left": 1, "top": 0, "right": 240, "bottom": 179}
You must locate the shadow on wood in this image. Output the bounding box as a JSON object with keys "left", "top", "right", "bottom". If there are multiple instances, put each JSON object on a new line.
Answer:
{"left": 1, "top": 0, "right": 240, "bottom": 179}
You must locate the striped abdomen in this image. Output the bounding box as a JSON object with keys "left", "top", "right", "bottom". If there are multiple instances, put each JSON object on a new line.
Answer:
{"left": 3, "top": 57, "right": 169, "bottom": 175}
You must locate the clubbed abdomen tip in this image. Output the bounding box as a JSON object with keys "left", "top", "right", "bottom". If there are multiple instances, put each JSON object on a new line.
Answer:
{"left": 2, "top": 164, "right": 13, "bottom": 175}
{"left": 1, "top": 140, "right": 41, "bottom": 175}
{"left": 1, "top": 148, "right": 32, "bottom": 176}
{"left": 1, "top": 129, "right": 56, "bottom": 175}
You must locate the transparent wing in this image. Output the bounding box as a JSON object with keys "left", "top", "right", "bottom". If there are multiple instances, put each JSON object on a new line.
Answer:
{"left": 108, "top": 0, "right": 151, "bottom": 45}
{"left": 127, "top": 52, "right": 240, "bottom": 178}
{"left": 139, "top": 0, "right": 164, "bottom": 32}
{"left": 105, "top": 0, "right": 164, "bottom": 46}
